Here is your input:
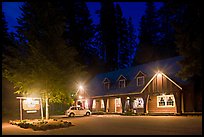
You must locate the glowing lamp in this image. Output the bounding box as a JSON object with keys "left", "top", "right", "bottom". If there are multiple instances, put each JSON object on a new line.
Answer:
{"left": 157, "top": 71, "right": 162, "bottom": 77}
{"left": 79, "top": 85, "right": 83, "bottom": 91}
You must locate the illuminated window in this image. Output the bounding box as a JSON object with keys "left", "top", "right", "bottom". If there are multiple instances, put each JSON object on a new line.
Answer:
{"left": 133, "top": 98, "right": 144, "bottom": 108}
{"left": 158, "top": 97, "right": 165, "bottom": 106}
{"left": 167, "top": 97, "right": 174, "bottom": 106}
{"left": 115, "top": 98, "right": 121, "bottom": 107}
{"left": 92, "top": 99, "right": 96, "bottom": 109}
{"left": 137, "top": 76, "right": 145, "bottom": 86}
{"left": 157, "top": 95, "right": 175, "bottom": 107}
{"left": 101, "top": 99, "right": 105, "bottom": 108}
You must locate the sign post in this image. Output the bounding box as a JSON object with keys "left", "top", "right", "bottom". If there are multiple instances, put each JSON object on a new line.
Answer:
{"left": 16, "top": 97, "right": 43, "bottom": 121}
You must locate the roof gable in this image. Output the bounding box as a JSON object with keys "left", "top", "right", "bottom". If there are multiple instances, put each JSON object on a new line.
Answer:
{"left": 134, "top": 71, "right": 146, "bottom": 79}
{"left": 140, "top": 71, "right": 182, "bottom": 94}
{"left": 103, "top": 77, "right": 110, "bottom": 83}
{"left": 117, "top": 74, "right": 127, "bottom": 81}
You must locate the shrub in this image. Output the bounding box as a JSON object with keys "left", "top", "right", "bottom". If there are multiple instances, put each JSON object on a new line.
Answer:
{"left": 9, "top": 119, "right": 73, "bottom": 131}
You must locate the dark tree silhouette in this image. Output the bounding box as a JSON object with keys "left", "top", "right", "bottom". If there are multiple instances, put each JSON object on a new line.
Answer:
{"left": 134, "top": 2, "right": 160, "bottom": 65}
{"left": 169, "top": 1, "right": 202, "bottom": 112}
{"left": 100, "top": 1, "right": 118, "bottom": 71}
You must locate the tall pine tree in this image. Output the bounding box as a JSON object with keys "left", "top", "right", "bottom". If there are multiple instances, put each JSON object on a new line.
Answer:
{"left": 4, "top": 1, "right": 87, "bottom": 119}
{"left": 115, "top": 3, "right": 128, "bottom": 69}
{"left": 59, "top": 1, "right": 96, "bottom": 70}
{"left": 169, "top": 1, "right": 202, "bottom": 112}
{"left": 97, "top": 2, "right": 137, "bottom": 71}
{"left": 100, "top": 1, "right": 118, "bottom": 71}
{"left": 134, "top": 2, "right": 160, "bottom": 65}
{"left": 157, "top": 2, "right": 178, "bottom": 59}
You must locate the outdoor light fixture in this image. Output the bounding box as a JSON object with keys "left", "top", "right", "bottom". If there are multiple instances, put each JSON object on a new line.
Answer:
{"left": 157, "top": 71, "right": 162, "bottom": 77}
{"left": 79, "top": 85, "right": 84, "bottom": 91}
{"left": 78, "top": 95, "right": 83, "bottom": 99}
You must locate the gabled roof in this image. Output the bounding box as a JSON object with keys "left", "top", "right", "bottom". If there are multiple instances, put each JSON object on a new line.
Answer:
{"left": 139, "top": 71, "right": 182, "bottom": 94}
{"left": 134, "top": 71, "right": 146, "bottom": 79}
{"left": 87, "top": 56, "right": 187, "bottom": 97}
{"left": 102, "top": 77, "right": 110, "bottom": 83}
{"left": 117, "top": 74, "right": 127, "bottom": 81}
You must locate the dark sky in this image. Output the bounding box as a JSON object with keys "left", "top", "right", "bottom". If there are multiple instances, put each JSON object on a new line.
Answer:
{"left": 2, "top": 2, "right": 162, "bottom": 34}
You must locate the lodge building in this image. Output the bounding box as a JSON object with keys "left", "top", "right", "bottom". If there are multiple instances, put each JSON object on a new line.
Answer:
{"left": 77, "top": 56, "right": 197, "bottom": 114}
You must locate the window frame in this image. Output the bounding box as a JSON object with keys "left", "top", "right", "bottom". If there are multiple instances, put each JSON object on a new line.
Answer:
{"left": 137, "top": 76, "right": 145, "bottom": 86}
{"left": 157, "top": 95, "right": 175, "bottom": 108}
{"left": 103, "top": 82, "right": 110, "bottom": 89}
{"left": 133, "top": 97, "right": 144, "bottom": 108}
{"left": 119, "top": 79, "right": 126, "bottom": 88}
{"left": 115, "top": 98, "right": 121, "bottom": 107}
{"left": 103, "top": 78, "right": 110, "bottom": 90}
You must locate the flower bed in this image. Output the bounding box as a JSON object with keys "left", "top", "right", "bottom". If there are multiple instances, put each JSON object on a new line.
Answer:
{"left": 9, "top": 119, "right": 73, "bottom": 131}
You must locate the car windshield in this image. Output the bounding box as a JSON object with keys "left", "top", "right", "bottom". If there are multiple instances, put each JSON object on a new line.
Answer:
{"left": 71, "top": 107, "right": 77, "bottom": 110}
{"left": 78, "top": 107, "right": 84, "bottom": 110}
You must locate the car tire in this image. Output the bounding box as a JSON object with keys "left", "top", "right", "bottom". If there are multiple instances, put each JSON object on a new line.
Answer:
{"left": 86, "top": 112, "right": 90, "bottom": 116}
{"left": 69, "top": 113, "right": 75, "bottom": 117}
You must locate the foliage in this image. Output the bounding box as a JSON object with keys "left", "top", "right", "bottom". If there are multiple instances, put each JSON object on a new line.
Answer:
{"left": 157, "top": 2, "right": 179, "bottom": 59}
{"left": 9, "top": 119, "right": 73, "bottom": 131}
{"left": 2, "top": 1, "right": 88, "bottom": 120}
{"left": 100, "top": 1, "right": 118, "bottom": 71}
{"left": 57, "top": 1, "right": 97, "bottom": 73}
{"left": 170, "top": 1, "right": 202, "bottom": 80}
{"left": 163, "top": 1, "right": 202, "bottom": 112}
{"left": 115, "top": 4, "right": 137, "bottom": 69}
{"left": 97, "top": 2, "right": 137, "bottom": 71}
{"left": 134, "top": 2, "right": 160, "bottom": 65}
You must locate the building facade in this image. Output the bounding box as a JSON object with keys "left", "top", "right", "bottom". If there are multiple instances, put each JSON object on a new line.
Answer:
{"left": 85, "top": 56, "right": 196, "bottom": 114}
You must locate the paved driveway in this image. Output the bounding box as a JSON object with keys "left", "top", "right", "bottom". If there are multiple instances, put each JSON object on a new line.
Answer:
{"left": 2, "top": 115, "right": 202, "bottom": 135}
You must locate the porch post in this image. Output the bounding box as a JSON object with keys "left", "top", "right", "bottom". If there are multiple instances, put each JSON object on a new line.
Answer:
{"left": 129, "top": 96, "right": 133, "bottom": 109}
{"left": 103, "top": 98, "right": 107, "bottom": 112}
{"left": 145, "top": 95, "right": 150, "bottom": 114}
{"left": 143, "top": 94, "right": 148, "bottom": 113}
{"left": 121, "top": 96, "right": 126, "bottom": 113}
{"left": 88, "top": 98, "right": 93, "bottom": 111}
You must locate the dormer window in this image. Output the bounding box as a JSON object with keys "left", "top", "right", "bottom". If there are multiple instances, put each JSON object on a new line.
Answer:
{"left": 117, "top": 75, "right": 127, "bottom": 88}
{"left": 104, "top": 82, "right": 110, "bottom": 89}
{"left": 135, "top": 71, "right": 146, "bottom": 86}
{"left": 103, "top": 78, "right": 110, "bottom": 90}
{"left": 119, "top": 79, "right": 125, "bottom": 88}
{"left": 137, "top": 76, "right": 145, "bottom": 86}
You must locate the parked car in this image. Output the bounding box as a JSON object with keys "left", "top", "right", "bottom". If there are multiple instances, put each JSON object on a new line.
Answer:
{"left": 65, "top": 106, "right": 91, "bottom": 117}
